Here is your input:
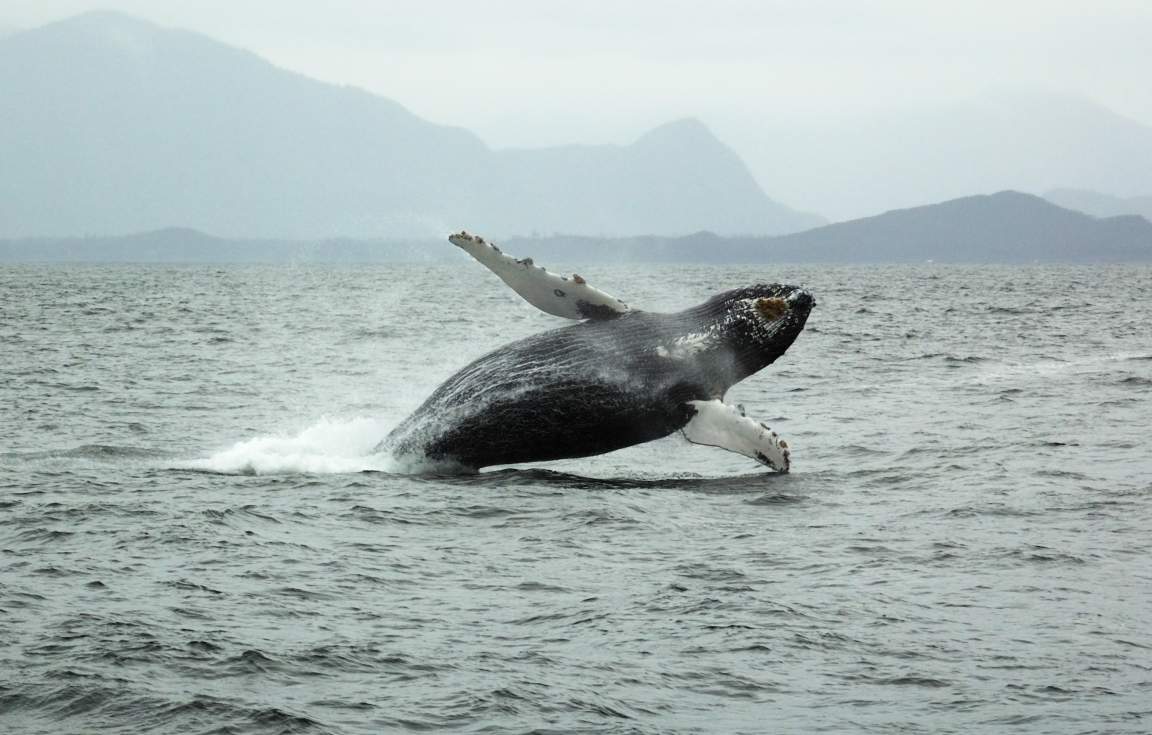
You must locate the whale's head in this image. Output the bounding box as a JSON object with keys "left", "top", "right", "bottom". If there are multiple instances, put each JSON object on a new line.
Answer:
{"left": 688, "top": 284, "right": 815, "bottom": 383}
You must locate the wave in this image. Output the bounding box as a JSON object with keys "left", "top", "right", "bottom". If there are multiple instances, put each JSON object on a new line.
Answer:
{"left": 1, "top": 444, "right": 169, "bottom": 461}
{"left": 966, "top": 351, "right": 1152, "bottom": 386}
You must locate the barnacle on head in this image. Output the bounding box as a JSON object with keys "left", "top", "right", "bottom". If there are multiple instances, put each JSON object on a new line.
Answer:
{"left": 756, "top": 297, "right": 788, "bottom": 321}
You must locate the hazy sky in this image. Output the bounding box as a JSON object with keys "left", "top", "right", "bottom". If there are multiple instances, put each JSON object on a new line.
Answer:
{"left": 5, "top": 1, "right": 1152, "bottom": 217}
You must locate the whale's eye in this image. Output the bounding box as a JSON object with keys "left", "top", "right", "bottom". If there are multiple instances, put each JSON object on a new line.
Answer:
{"left": 755, "top": 297, "right": 788, "bottom": 321}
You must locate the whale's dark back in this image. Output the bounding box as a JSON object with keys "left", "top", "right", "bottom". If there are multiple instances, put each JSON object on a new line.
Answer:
{"left": 383, "top": 311, "right": 722, "bottom": 469}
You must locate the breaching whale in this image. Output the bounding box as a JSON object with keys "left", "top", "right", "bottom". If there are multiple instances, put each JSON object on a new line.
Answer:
{"left": 380, "top": 232, "right": 814, "bottom": 473}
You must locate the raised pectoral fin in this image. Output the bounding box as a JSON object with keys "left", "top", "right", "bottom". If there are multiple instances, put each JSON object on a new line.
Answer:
{"left": 681, "top": 399, "right": 791, "bottom": 473}
{"left": 449, "top": 231, "right": 630, "bottom": 320}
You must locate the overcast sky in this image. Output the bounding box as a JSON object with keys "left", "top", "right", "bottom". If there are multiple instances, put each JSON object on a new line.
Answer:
{"left": 5, "top": 1, "right": 1152, "bottom": 217}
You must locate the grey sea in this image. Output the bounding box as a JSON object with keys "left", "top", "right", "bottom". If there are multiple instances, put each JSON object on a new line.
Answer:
{"left": 2, "top": 262, "right": 1151, "bottom": 734}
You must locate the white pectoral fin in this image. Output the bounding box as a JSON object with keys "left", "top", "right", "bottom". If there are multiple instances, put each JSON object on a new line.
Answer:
{"left": 449, "top": 231, "right": 630, "bottom": 320}
{"left": 681, "top": 400, "right": 791, "bottom": 473}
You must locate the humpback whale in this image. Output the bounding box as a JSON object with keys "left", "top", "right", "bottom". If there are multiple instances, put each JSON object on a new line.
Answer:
{"left": 380, "top": 232, "right": 814, "bottom": 473}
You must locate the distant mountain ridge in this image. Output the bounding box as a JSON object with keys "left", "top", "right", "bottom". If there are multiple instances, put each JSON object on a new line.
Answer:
{"left": 0, "top": 11, "right": 823, "bottom": 239}
{"left": 1043, "top": 188, "right": 1152, "bottom": 222}
{"left": 7, "top": 191, "right": 1151, "bottom": 263}
{"left": 759, "top": 191, "right": 1152, "bottom": 262}
{"left": 506, "top": 191, "right": 1152, "bottom": 263}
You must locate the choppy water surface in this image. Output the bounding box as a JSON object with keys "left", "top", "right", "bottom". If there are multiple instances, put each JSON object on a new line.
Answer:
{"left": 2, "top": 262, "right": 1151, "bottom": 734}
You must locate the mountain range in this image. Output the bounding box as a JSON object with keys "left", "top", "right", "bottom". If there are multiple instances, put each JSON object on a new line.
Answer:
{"left": 7, "top": 191, "right": 1150, "bottom": 263}
{"left": 1043, "top": 188, "right": 1152, "bottom": 222}
{"left": 757, "top": 191, "right": 1152, "bottom": 263}
{"left": 507, "top": 192, "right": 1152, "bottom": 264}
{"left": 0, "top": 11, "right": 822, "bottom": 239}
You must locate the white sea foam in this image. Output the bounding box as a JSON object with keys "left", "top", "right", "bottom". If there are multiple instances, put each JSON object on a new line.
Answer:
{"left": 178, "top": 416, "right": 396, "bottom": 475}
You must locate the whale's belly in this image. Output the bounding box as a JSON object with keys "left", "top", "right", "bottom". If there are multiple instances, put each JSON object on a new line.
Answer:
{"left": 418, "top": 378, "right": 694, "bottom": 468}
{"left": 382, "top": 316, "right": 712, "bottom": 469}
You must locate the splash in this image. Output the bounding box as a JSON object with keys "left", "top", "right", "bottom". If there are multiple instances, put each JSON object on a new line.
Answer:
{"left": 179, "top": 417, "right": 397, "bottom": 475}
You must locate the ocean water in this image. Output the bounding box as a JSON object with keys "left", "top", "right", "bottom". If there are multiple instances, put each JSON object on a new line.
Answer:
{"left": 2, "top": 262, "right": 1151, "bottom": 734}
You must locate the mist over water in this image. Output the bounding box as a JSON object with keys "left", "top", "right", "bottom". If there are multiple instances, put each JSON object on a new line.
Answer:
{"left": 2, "top": 262, "right": 1151, "bottom": 733}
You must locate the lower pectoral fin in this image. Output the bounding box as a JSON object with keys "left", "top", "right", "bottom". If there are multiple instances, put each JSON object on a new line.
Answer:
{"left": 681, "top": 399, "right": 790, "bottom": 473}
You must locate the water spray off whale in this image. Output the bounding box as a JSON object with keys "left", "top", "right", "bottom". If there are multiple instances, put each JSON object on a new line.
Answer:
{"left": 194, "top": 232, "right": 814, "bottom": 475}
